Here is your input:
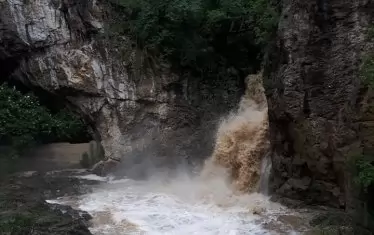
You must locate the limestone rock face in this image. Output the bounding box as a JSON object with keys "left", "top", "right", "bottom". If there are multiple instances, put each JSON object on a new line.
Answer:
{"left": 265, "top": 0, "right": 374, "bottom": 209}
{"left": 0, "top": 0, "right": 243, "bottom": 174}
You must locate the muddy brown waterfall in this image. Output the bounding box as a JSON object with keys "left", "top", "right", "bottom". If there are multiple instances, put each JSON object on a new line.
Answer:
{"left": 203, "top": 73, "right": 270, "bottom": 193}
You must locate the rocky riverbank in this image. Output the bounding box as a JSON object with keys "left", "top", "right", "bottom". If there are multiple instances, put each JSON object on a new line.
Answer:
{"left": 0, "top": 169, "right": 98, "bottom": 235}
{"left": 1, "top": 167, "right": 372, "bottom": 235}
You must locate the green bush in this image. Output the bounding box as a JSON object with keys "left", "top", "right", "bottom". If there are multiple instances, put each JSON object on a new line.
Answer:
{"left": 353, "top": 155, "right": 374, "bottom": 223}
{"left": 108, "top": 0, "right": 279, "bottom": 77}
{"left": 0, "top": 83, "right": 87, "bottom": 157}
{"left": 355, "top": 156, "right": 374, "bottom": 190}
{"left": 0, "top": 214, "right": 33, "bottom": 234}
{"left": 360, "top": 25, "right": 374, "bottom": 87}
{"left": 352, "top": 25, "right": 374, "bottom": 230}
{"left": 360, "top": 54, "right": 374, "bottom": 87}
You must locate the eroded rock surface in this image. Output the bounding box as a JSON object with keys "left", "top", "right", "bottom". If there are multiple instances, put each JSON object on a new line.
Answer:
{"left": 0, "top": 170, "right": 96, "bottom": 234}
{"left": 0, "top": 0, "right": 243, "bottom": 175}
{"left": 265, "top": 0, "right": 374, "bottom": 209}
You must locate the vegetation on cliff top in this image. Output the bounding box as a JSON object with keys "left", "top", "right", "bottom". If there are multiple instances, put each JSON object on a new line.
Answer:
{"left": 109, "top": 0, "right": 279, "bottom": 78}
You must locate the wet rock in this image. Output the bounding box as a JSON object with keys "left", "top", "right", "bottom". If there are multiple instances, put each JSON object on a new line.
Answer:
{"left": 0, "top": 170, "right": 98, "bottom": 234}
{"left": 270, "top": 195, "right": 304, "bottom": 209}
{"left": 15, "top": 170, "right": 39, "bottom": 178}
{"left": 265, "top": 0, "right": 374, "bottom": 208}
{"left": 90, "top": 160, "right": 106, "bottom": 176}
{"left": 278, "top": 177, "right": 312, "bottom": 195}
{"left": 252, "top": 206, "right": 265, "bottom": 216}
{"left": 48, "top": 203, "right": 92, "bottom": 221}
{"left": 90, "top": 158, "right": 120, "bottom": 176}
{"left": 306, "top": 211, "right": 373, "bottom": 235}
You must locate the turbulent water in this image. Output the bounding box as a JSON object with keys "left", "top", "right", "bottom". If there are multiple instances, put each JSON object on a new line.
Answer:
{"left": 208, "top": 73, "right": 269, "bottom": 192}
{"left": 48, "top": 74, "right": 309, "bottom": 234}
{"left": 50, "top": 173, "right": 307, "bottom": 235}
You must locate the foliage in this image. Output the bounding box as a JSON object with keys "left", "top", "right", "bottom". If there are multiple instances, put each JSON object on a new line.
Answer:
{"left": 0, "top": 214, "right": 33, "bottom": 234}
{"left": 0, "top": 83, "right": 87, "bottom": 157}
{"left": 108, "top": 0, "right": 279, "bottom": 77}
{"left": 360, "top": 54, "right": 374, "bottom": 87}
{"left": 360, "top": 25, "right": 374, "bottom": 87}
{"left": 354, "top": 155, "right": 374, "bottom": 190}
{"left": 353, "top": 25, "right": 374, "bottom": 229}
{"left": 52, "top": 110, "right": 88, "bottom": 142}
{"left": 367, "top": 25, "right": 374, "bottom": 40}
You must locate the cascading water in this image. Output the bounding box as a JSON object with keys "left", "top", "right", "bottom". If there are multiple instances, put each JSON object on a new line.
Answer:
{"left": 48, "top": 74, "right": 308, "bottom": 234}
{"left": 205, "top": 73, "right": 270, "bottom": 193}
{"left": 259, "top": 153, "right": 272, "bottom": 196}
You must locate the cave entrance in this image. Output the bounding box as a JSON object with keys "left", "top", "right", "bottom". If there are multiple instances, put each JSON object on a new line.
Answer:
{"left": 1, "top": 80, "right": 93, "bottom": 144}
{"left": 0, "top": 58, "right": 98, "bottom": 174}
{"left": 0, "top": 57, "right": 93, "bottom": 145}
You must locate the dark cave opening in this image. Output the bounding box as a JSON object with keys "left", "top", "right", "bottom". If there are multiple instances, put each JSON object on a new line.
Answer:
{"left": 0, "top": 58, "right": 92, "bottom": 144}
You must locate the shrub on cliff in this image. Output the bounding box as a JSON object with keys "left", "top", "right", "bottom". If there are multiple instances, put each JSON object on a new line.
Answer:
{"left": 360, "top": 55, "right": 374, "bottom": 86}
{"left": 354, "top": 24, "right": 374, "bottom": 229}
{"left": 108, "top": 0, "right": 279, "bottom": 77}
{"left": 0, "top": 83, "right": 87, "bottom": 157}
{"left": 360, "top": 25, "right": 374, "bottom": 86}
{"left": 353, "top": 155, "right": 374, "bottom": 229}
{"left": 355, "top": 156, "right": 374, "bottom": 190}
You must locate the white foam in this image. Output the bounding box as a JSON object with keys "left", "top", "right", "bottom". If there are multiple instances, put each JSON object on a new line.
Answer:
{"left": 72, "top": 176, "right": 289, "bottom": 235}
{"left": 73, "top": 174, "right": 109, "bottom": 181}
{"left": 46, "top": 199, "right": 61, "bottom": 204}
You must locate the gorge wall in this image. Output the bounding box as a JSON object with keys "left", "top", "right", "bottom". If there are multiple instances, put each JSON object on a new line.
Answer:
{"left": 0, "top": 0, "right": 243, "bottom": 175}
{"left": 265, "top": 0, "right": 374, "bottom": 209}
{"left": 2, "top": 0, "right": 374, "bottom": 212}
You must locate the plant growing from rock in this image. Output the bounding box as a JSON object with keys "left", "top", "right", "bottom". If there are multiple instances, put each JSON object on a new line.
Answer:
{"left": 360, "top": 54, "right": 374, "bottom": 87}
{"left": 355, "top": 156, "right": 374, "bottom": 190}
{"left": 0, "top": 215, "right": 33, "bottom": 234}
{"left": 355, "top": 25, "right": 374, "bottom": 225}
{"left": 360, "top": 25, "right": 374, "bottom": 87}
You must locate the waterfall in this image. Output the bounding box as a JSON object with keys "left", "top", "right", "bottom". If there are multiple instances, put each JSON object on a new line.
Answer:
{"left": 202, "top": 73, "right": 270, "bottom": 193}
{"left": 46, "top": 75, "right": 307, "bottom": 235}
{"left": 259, "top": 153, "right": 272, "bottom": 195}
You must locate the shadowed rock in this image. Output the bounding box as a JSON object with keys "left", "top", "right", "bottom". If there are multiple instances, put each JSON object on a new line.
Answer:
{"left": 264, "top": 0, "right": 374, "bottom": 211}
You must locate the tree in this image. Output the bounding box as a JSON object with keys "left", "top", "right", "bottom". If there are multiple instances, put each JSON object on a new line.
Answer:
{"left": 109, "top": 0, "right": 279, "bottom": 77}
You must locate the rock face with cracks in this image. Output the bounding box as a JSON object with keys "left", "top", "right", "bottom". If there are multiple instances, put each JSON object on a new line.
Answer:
{"left": 265, "top": 0, "right": 374, "bottom": 210}
{"left": 0, "top": 0, "right": 243, "bottom": 175}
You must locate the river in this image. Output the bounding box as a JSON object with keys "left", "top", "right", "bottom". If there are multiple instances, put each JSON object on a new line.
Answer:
{"left": 47, "top": 75, "right": 309, "bottom": 234}
{"left": 48, "top": 171, "right": 309, "bottom": 235}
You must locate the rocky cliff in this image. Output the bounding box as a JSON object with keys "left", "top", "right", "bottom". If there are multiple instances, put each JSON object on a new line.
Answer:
{"left": 265, "top": 0, "right": 374, "bottom": 209}
{"left": 0, "top": 0, "right": 243, "bottom": 175}
{"left": 3, "top": 0, "right": 374, "bottom": 213}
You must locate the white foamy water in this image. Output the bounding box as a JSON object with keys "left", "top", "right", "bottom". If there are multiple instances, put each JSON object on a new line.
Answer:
{"left": 48, "top": 171, "right": 307, "bottom": 235}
